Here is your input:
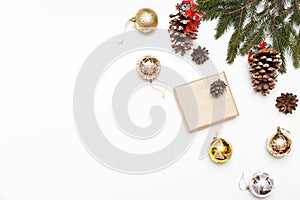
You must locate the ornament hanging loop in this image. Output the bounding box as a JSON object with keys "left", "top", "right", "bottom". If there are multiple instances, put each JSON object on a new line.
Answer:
{"left": 124, "top": 17, "right": 137, "bottom": 31}
{"left": 150, "top": 79, "right": 168, "bottom": 99}
{"left": 238, "top": 173, "right": 249, "bottom": 191}
{"left": 125, "top": 17, "right": 136, "bottom": 29}
{"left": 213, "top": 132, "right": 219, "bottom": 140}
{"left": 118, "top": 17, "right": 136, "bottom": 44}
{"left": 277, "top": 126, "right": 291, "bottom": 135}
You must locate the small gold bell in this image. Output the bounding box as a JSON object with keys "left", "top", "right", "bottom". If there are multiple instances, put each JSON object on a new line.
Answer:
{"left": 208, "top": 137, "right": 233, "bottom": 163}
{"left": 266, "top": 126, "right": 292, "bottom": 157}
{"left": 129, "top": 8, "right": 158, "bottom": 33}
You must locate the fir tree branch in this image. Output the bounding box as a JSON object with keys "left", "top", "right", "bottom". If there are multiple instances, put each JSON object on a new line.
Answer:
{"left": 279, "top": 33, "right": 299, "bottom": 68}
{"left": 279, "top": 23, "right": 300, "bottom": 69}
{"left": 240, "top": 26, "right": 265, "bottom": 55}
{"left": 227, "top": 8, "right": 244, "bottom": 63}
{"left": 227, "top": 0, "right": 257, "bottom": 15}
{"left": 291, "top": 0, "right": 300, "bottom": 25}
{"left": 271, "top": 20, "right": 280, "bottom": 53}
{"left": 215, "top": 15, "right": 232, "bottom": 39}
{"left": 197, "top": 0, "right": 300, "bottom": 73}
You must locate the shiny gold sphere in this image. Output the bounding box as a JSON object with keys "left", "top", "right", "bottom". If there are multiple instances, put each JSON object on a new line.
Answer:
{"left": 208, "top": 138, "right": 233, "bottom": 163}
{"left": 267, "top": 127, "right": 292, "bottom": 157}
{"left": 133, "top": 8, "right": 158, "bottom": 33}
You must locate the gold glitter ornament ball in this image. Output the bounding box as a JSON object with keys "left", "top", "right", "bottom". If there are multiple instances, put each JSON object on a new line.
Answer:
{"left": 208, "top": 138, "right": 233, "bottom": 163}
{"left": 136, "top": 55, "right": 161, "bottom": 81}
{"left": 133, "top": 8, "right": 158, "bottom": 33}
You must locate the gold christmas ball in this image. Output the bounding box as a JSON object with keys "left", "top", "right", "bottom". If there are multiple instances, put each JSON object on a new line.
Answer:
{"left": 208, "top": 138, "right": 233, "bottom": 163}
{"left": 133, "top": 8, "right": 158, "bottom": 33}
{"left": 136, "top": 55, "right": 161, "bottom": 81}
{"left": 267, "top": 126, "right": 292, "bottom": 157}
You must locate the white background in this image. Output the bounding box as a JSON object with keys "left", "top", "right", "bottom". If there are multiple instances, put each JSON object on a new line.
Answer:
{"left": 1, "top": 0, "right": 300, "bottom": 199}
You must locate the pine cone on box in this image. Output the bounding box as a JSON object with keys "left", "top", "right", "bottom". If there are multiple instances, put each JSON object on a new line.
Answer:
{"left": 191, "top": 46, "right": 209, "bottom": 65}
{"left": 210, "top": 79, "right": 227, "bottom": 98}
{"left": 275, "top": 93, "right": 298, "bottom": 114}
{"left": 168, "top": 3, "right": 199, "bottom": 56}
{"left": 249, "top": 48, "right": 282, "bottom": 96}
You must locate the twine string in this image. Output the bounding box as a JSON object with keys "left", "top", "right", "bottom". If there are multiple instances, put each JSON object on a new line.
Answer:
{"left": 150, "top": 79, "right": 168, "bottom": 99}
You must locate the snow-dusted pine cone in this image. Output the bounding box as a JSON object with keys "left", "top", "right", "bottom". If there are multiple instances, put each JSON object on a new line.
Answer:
{"left": 210, "top": 79, "right": 227, "bottom": 98}
{"left": 168, "top": 3, "right": 199, "bottom": 56}
{"left": 191, "top": 46, "right": 209, "bottom": 65}
{"left": 276, "top": 93, "right": 298, "bottom": 114}
{"left": 169, "top": 31, "right": 193, "bottom": 56}
{"left": 249, "top": 48, "right": 282, "bottom": 96}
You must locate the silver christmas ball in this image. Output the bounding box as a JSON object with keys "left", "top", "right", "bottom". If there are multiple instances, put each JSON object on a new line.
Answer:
{"left": 248, "top": 172, "right": 274, "bottom": 198}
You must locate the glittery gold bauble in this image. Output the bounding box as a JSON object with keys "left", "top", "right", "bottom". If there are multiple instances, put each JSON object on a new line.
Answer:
{"left": 208, "top": 138, "right": 233, "bottom": 163}
{"left": 132, "top": 8, "right": 158, "bottom": 33}
{"left": 136, "top": 55, "right": 161, "bottom": 81}
{"left": 267, "top": 126, "right": 292, "bottom": 157}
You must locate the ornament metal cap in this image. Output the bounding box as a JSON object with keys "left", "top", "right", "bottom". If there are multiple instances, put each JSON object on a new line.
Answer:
{"left": 208, "top": 136, "right": 233, "bottom": 163}
{"left": 266, "top": 126, "right": 292, "bottom": 157}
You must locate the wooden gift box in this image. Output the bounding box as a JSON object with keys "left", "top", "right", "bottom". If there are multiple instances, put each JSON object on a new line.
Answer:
{"left": 174, "top": 72, "right": 239, "bottom": 132}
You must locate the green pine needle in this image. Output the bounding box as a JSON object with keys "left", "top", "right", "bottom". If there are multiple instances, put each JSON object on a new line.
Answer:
{"left": 196, "top": 0, "right": 300, "bottom": 74}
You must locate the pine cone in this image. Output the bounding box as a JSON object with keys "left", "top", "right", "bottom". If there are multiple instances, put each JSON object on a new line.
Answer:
{"left": 275, "top": 93, "right": 298, "bottom": 114}
{"left": 191, "top": 46, "right": 209, "bottom": 65}
{"left": 249, "top": 48, "right": 282, "bottom": 96}
{"left": 168, "top": 3, "right": 199, "bottom": 56}
{"left": 169, "top": 31, "right": 193, "bottom": 56}
{"left": 210, "top": 79, "right": 227, "bottom": 97}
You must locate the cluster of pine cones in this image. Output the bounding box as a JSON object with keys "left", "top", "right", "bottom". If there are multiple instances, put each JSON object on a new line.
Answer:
{"left": 168, "top": 2, "right": 298, "bottom": 115}
{"left": 169, "top": 3, "right": 196, "bottom": 56}
{"left": 248, "top": 44, "right": 298, "bottom": 115}
{"left": 168, "top": 2, "right": 209, "bottom": 65}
